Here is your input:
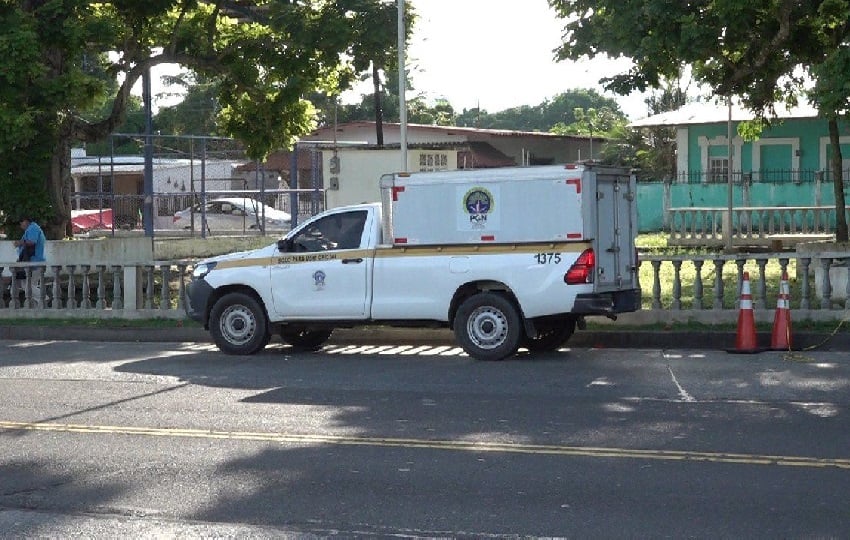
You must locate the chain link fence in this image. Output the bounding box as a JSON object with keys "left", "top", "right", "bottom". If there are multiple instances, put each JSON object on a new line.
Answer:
{"left": 72, "top": 134, "right": 325, "bottom": 237}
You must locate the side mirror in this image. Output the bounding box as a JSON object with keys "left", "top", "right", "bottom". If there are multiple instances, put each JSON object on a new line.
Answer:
{"left": 276, "top": 238, "right": 292, "bottom": 252}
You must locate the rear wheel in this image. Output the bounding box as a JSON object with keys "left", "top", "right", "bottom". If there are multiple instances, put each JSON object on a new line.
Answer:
{"left": 280, "top": 326, "right": 333, "bottom": 351}
{"left": 209, "top": 292, "right": 269, "bottom": 355}
{"left": 453, "top": 292, "right": 522, "bottom": 361}
{"left": 524, "top": 316, "right": 576, "bottom": 352}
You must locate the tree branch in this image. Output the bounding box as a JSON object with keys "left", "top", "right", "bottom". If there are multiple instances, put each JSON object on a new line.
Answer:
{"left": 720, "top": 0, "right": 795, "bottom": 92}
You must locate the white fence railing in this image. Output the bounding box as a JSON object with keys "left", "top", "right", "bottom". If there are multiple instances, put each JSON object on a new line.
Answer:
{"left": 1, "top": 262, "right": 190, "bottom": 318}
{"left": 3, "top": 252, "right": 850, "bottom": 325}
{"left": 667, "top": 206, "right": 850, "bottom": 248}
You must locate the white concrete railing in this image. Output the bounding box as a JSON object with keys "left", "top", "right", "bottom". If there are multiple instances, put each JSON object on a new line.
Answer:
{"left": 1, "top": 261, "right": 190, "bottom": 319}
{"left": 618, "top": 251, "right": 850, "bottom": 325}
{"left": 667, "top": 206, "right": 848, "bottom": 247}
{"left": 2, "top": 252, "right": 850, "bottom": 327}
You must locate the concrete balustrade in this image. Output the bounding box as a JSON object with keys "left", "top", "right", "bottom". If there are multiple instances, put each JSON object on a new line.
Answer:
{"left": 668, "top": 206, "right": 845, "bottom": 248}
{"left": 615, "top": 251, "right": 850, "bottom": 326}
{"left": 3, "top": 239, "right": 849, "bottom": 326}
{"left": 1, "top": 261, "right": 189, "bottom": 319}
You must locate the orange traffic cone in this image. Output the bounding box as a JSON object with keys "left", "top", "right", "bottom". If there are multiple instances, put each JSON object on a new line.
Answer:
{"left": 731, "top": 271, "right": 761, "bottom": 353}
{"left": 771, "top": 272, "right": 792, "bottom": 350}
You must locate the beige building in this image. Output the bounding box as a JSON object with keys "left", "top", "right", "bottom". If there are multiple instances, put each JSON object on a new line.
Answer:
{"left": 252, "top": 122, "right": 603, "bottom": 210}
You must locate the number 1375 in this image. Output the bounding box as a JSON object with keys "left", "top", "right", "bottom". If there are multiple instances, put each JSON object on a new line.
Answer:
{"left": 534, "top": 252, "right": 561, "bottom": 265}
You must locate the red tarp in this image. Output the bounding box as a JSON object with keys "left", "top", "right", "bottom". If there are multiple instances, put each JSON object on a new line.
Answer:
{"left": 71, "top": 208, "right": 113, "bottom": 233}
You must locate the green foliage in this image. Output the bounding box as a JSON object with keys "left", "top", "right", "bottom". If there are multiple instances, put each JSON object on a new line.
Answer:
{"left": 2, "top": 0, "right": 406, "bottom": 238}
{"left": 610, "top": 82, "right": 686, "bottom": 180}
{"left": 0, "top": 129, "right": 53, "bottom": 238}
{"left": 456, "top": 89, "right": 624, "bottom": 131}
{"left": 154, "top": 72, "right": 221, "bottom": 137}
{"left": 550, "top": 106, "right": 624, "bottom": 137}
{"left": 548, "top": 0, "right": 850, "bottom": 238}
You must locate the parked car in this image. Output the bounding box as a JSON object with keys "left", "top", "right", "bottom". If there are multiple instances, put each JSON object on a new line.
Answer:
{"left": 172, "top": 198, "right": 291, "bottom": 232}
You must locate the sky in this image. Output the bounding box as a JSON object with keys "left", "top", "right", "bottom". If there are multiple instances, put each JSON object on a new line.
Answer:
{"left": 147, "top": 0, "right": 650, "bottom": 120}
{"left": 344, "top": 0, "right": 650, "bottom": 120}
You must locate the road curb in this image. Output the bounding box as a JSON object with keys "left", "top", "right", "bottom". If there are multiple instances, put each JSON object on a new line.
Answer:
{"left": 1, "top": 325, "right": 849, "bottom": 351}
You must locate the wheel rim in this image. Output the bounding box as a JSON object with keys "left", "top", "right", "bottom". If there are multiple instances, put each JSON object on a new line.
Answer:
{"left": 466, "top": 305, "right": 509, "bottom": 350}
{"left": 219, "top": 304, "right": 257, "bottom": 346}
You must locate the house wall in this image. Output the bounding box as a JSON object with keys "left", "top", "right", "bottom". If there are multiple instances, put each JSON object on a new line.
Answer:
{"left": 683, "top": 117, "right": 850, "bottom": 182}
{"left": 633, "top": 180, "right": 839, "bottom": 233}
{"left": 153, "top": 161, "right": 242, "bottom": 194}
{"left": 321, "top": 148, "right": 459, "bottom": 208}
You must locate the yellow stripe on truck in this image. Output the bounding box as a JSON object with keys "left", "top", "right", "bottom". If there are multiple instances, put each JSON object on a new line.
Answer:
{"left": 374, "top": 242, "right": 591, "bottom": 258}
{"left": 212, "top": 242, "right": 591, "bottom": 270}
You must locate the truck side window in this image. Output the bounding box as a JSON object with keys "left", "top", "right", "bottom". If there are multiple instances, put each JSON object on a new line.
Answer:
{"left": 336, "top": 211, "right": 367, "bottom": 249}
{"left": 291, "top": 210, "right": 367, "bottom": 252}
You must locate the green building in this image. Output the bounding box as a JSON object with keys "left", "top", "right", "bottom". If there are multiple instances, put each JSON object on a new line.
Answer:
{"left": 631, "top": 101, "right": 850, "bottom": 185}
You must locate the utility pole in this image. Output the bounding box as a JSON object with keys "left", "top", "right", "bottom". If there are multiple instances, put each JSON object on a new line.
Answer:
{"left": 726, "top": 97, "right": 733, "bottom": 252}
{"left": 142, "top": 68, "right": 154, "bottom": 238}
{"left": 397, "top": 0, "right": 407, "bottom": 172}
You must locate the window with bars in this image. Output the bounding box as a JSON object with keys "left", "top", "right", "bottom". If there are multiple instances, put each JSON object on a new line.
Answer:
{"left": 418, "top": 152, "right": 449, "bottom": 172}
{"left": 708, "top": 157, "right": 729, "bottom": 183}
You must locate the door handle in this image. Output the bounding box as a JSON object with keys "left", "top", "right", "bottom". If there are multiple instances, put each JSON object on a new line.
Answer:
{"left": 342, "top": 258, "right": 363, "bottom": 264}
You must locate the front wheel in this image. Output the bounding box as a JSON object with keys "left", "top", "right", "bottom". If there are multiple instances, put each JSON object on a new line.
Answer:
{"left": 280, "top": 326, "right": 333, "bottom": 351}
{"left": 209, "top": 292, "right": 269, "bottom": 355}
{"left": 453, "top": 292, "right": 522, "bottom": 361}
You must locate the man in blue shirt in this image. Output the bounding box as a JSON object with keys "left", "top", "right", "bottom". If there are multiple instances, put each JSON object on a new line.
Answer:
{"left": 3, "top": 216, "right": 47, "bottom": 306}
{"left": 15, "top": 216, "right": 46, "bottom": 262}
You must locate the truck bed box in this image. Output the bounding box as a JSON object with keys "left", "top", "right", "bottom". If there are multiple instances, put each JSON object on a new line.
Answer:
{"left": 379, "top": 165, "right": 614, "bottom": 246}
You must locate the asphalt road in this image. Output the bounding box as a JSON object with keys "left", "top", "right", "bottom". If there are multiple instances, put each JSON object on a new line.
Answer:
{"left": 1, "top": 340, "right": 849, "bottom": 538}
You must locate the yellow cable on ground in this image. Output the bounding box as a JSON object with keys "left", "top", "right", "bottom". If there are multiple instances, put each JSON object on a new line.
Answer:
{"left": 783, "top": 315, "right": 850, "bottom": 362}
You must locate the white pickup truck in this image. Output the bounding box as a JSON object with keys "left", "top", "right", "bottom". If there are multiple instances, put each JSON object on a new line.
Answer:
{"left": 186, "top": 164, "right": 641, "bottom": 360}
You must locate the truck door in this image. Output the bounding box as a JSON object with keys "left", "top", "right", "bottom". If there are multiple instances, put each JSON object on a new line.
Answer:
{"left": 592, "top": 168, "right": 638, "bottom": 293}
{"left": 271, "top": 209, "right": 371, "bottom": 319}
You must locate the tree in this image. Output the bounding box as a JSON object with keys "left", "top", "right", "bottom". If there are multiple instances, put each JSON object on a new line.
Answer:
{"left": 456, "top": 89, "right": 624, "bottom": 132}
{"left": 637, "top": 81, "right": 688, "bottom": 180}
{"left": 550, "top": 107, "right": 624, "bottom": 137}
{"left": 548, "top": 0, "right": 850, "bottom": 241}
{"left": 0, "top": 1, "right": 402, "bottom": 238}
{"left": 599, "top": 80, "right": 689, "bottom": 181}
{"left": 326, "top": 0, "right": 416, "bottom": 146}
{"left": 154, "top": 72, "right": 221, "bottom": 137}
{"left": 319, "top": 65, "right": 454, "bottom": 128}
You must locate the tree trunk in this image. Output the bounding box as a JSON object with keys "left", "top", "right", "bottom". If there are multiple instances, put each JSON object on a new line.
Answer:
{"left": 372, "top": 62, "right": 384, "bottom": 147}
{"left": 44, "top": 134, "right": 73, "bottom": 239}
{"left": 828, "top": 117, "right": 848, "bottom": 242}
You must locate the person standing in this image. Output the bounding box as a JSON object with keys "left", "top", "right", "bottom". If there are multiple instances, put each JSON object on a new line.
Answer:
{"left": 11, "top": 216, "right": 47, "bottom": 306}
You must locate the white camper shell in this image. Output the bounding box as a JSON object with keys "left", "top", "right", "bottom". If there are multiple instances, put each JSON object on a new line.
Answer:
{"left": 380, "top": 164, "right": 639, "bottom": 294}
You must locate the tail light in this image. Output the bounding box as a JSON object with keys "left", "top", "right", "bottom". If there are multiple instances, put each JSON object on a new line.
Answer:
{"left": 565, "top": 248, "right": 595, "bottom": 284}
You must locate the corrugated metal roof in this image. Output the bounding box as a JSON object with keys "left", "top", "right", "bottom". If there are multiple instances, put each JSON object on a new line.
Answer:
{"left": 629, "top": 101, "right": 819, "bottom": 127}
{"left": 305, "top": 121, "right": 595, "bottom": 141}
{"left": 71, "top": 157, "right": 245, "bottom": 175}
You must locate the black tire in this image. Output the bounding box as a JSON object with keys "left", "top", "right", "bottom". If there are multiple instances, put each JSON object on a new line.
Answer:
{"left": 280, "top": 326, "right": 333, "bottom": 351}
{"left": 524, "top": 316, "right": 576, "bottom": 352}
{"left": 453, "top": 292, "right": 522, "bottom": 361}
{"left": 209, "top": 292, "right": 269, "bottom": 355}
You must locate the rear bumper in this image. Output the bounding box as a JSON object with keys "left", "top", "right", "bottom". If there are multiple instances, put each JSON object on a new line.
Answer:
{"left": 573, "top": 288, "right": 641, "bottom": 315}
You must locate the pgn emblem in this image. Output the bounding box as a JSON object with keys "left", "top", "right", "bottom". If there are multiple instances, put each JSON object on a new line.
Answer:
{"left": 463, "top": 187, "right": 494, "bottom": 229}
{"left": 312, "top": 270, "right": 326, "bottom": 290}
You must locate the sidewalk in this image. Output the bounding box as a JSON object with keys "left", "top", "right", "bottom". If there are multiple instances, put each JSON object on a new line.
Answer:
{"left": 1, "top": 323, "right": 849, "bottom": 351}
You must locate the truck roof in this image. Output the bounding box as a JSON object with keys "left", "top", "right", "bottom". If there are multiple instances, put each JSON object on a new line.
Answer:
{"left": 382, "top": 164, "right": 584, "bottom": 186}
{"left": 331, "top": 201, "right": 382, "bottom": 213}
